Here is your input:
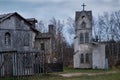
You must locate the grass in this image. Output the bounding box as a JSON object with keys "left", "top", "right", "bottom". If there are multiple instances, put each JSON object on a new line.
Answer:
{"left": 0, "top": 67, "right": 120, "bottom": 80}
{"left": 0, "top": 77, "right": 29, "bottom": 80}
{"left": 57, "top": 67, "right": 119, "bottom": 74}
{"left": 30, "top": 71, "right": 120, "bottom": 80}
{"left": 63, "top": 67, "right": 108, "bottom": 73}
{"left": 28, "top": 72, "right": 120, "bottom": 80}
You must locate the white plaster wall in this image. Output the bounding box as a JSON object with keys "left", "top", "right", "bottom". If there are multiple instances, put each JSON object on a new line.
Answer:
{"left": 74, "top": 52, "right": 80, "bottom": 68}
{"left": 74, "top": 37, "right": 79, "bottom": 53}
{"left": 74, "top": 35, "right": 80, "bottom": 68}
{"left": 74, "top": 44, "right": 92, "bottom": 68}
{"left": 92, "top": 44, "right": 105, "bottom": 69}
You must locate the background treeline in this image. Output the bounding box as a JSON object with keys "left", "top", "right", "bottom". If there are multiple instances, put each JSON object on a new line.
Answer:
{"left": 36, "top": 10, "right": 120, "bottom": 67}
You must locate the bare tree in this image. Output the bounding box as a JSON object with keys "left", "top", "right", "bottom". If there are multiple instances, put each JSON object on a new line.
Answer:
{"left": 94, "top": 10, "right": 120, "bottom": 68}
{"left": 111, "top": 10, "right": 120, "bottom": 40}
{"left": 66, "top": 17, "right": 75, "bottom": 45}
{"left": 67, "top": 17, "right": 75, "bottom": 35}
{"left": 36, "top": 20, "right": 47, "bottom": 33}
{"left": 49, "top": 17, "right": 65, "bottom": 63}
{"left": 95, "top": 11, "right": 120, "bottom": 41}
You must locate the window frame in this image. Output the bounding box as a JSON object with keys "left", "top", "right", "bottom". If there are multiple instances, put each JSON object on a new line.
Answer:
{"left": 24, "top": 33, "right": 30, "bottom": 46}
{"left": 80, "top": 54, "right": 84, "bottom": 63}
{"left": 85, "top": 53, "right": 89, "bottom": 63}
{"left": 80, "top": 33, "right": 84, "bottom": 44}
{"left": 5, "top": 32, "right": 11, "bottom": 46}
{"left": 85, "top": 32, "right": 89, "bottom": 43}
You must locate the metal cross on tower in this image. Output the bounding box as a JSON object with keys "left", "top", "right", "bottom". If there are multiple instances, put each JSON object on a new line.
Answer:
{"left": 81, "top": 3, "right": 86, "bottom": 11}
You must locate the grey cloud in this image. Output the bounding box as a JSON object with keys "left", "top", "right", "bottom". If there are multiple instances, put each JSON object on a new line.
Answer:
{"left": 3, "top": 0, "right": 66, "bottom": 3}
{"left": 0, "top": 0, "right": 120, "bottom": 21}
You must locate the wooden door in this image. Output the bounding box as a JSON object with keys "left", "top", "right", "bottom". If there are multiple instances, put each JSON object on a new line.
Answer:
{"left": 4, "top": 53, "right": 13, "bottom": 76}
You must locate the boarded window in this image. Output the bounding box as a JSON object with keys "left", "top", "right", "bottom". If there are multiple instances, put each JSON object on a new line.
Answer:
{"left": 85, "top": 32, "right": 89, "bottom": 43}
{"left": 80, "top": 54, "right": 84, "bottom": 63}
{"left": 41, "top": 43, "right": 45, "bottom": 50}
{"left": 24, "top": 33, "right": 29, "bottom": 46}
{"left": 23, "top": 54, "right": 32, "bottom": 68}
{"left": 85, "top": 53, "right": 89, "bottom": 63}
{"left": 80, "top": 33, "right": 84, "bottom": 44}
{"left": 5, "top": 32, "right": 11, "bottom": 46}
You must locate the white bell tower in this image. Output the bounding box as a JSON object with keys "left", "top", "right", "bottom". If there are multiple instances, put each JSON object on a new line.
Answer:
{"left": 74, "top": 3, "right": 93, "bottom": 68}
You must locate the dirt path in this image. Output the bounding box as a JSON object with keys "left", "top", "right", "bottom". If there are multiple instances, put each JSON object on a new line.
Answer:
{"left": 59, "top": 71, "right": 118, "bottom": 77}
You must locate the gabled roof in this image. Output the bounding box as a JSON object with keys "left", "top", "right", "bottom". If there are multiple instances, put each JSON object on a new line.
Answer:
{"left": 0, "top": 12, "right": 31, "bottom": 25}
{"left": 0, "top": 12, "right": 39, "bottom": 32}
{"left": 0, "top": 13, "right": 14, "bottom": 23}
{"left": 26, "top": 18, "right": 38, "bottom": 23}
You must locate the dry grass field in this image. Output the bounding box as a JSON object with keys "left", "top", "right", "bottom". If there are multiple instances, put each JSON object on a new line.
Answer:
{"left": 1, "top": 67, "right": 120, "bottom": 80}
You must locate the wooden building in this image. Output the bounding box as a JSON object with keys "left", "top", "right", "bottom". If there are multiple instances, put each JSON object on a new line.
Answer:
{"left": 0, "top": 12, "right": 56, "bottom": 77}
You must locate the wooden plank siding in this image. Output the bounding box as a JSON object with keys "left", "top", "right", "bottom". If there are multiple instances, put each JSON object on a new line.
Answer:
{"left": 0, "top": 50, "right": 44, "bottom": 77}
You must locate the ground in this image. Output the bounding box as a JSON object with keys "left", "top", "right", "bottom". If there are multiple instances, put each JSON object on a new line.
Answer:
{"left": 59, "top": 71, "right": 117, "bottom": 77}
{"left": 0, "top": 67, "right": 120, "bottom": 80}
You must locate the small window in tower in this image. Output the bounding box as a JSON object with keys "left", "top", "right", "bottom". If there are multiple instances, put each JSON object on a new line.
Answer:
{"left": 81, "top": 21, "right": 86, "bottom": 28}
{"left": 85, "top": 53, "right": 89, "bottom": 63}
{"left": 80, "top": 33, "right": 84, "bottom": 44}
{"left": 82, "top": 16, "right": 85, "bottom": 19}
{"left": 85, "top": 32, "right": 89, "bottom": 43}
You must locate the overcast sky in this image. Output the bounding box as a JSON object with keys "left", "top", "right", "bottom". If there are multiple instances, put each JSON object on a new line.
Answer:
{"left": 0, "top": 0, "right": 120, "bottom": 44}
{"left": 0, "top": 0, "right": 120, "bottom": 22}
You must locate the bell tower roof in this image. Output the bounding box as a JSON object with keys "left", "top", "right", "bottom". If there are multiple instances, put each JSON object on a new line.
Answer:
{"left": 75, "top": 3, "right": 92, "bottom": 22}
{"left": 75, "top": 11, "right": 92, "bottom": 22}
